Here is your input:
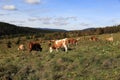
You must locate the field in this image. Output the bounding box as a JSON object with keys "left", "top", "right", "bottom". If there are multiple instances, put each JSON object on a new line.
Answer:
{"left": 0, "top": 33, "right": 120, "bottom": 80}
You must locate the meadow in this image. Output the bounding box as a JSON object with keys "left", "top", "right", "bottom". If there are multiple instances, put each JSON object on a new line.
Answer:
{"left": 0, "top": 33, "right": 120, "bottom": 80}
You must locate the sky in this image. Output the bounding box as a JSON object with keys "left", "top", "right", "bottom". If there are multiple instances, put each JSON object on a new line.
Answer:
{"left": 0, "top": 0, "right": 120, "bottom": 30}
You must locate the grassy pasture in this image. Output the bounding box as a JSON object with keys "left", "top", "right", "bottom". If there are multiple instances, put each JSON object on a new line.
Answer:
{"left": 0, "top": 33, "right": 120, "bottom": 80}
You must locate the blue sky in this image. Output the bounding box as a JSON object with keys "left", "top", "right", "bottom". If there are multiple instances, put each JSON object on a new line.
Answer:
{"left": 0, "top": 0, "right": 120, "bottom": 30}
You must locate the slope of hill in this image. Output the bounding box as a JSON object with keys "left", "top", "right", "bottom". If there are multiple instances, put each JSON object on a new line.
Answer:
{"left": 82, "top": 27, "right": 96, "bottom": 31}
{"left": 0, "top": 33, "right": 120, "bottom": 80}
{"left": 67, "top": 25, "right": 120, "bottom": 37}
{"left": 39, "top": 28, "right": 67, "bottom": 32}
{"left": 0, "top": 22, "right": 66, "bottom": 36}
{"left": 1, "top": 21, "right": 120, "bottom": 39}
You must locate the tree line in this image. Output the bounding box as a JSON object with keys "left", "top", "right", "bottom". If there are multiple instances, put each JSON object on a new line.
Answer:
{"left": 0, "top": 22, "right": 56, "bottom": 38}
{"left": 0, "top": 22, "right": 120, "bottom": 39}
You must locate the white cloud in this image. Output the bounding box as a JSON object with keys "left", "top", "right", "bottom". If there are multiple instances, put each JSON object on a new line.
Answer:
{"left": 10, "top": 20, "right": 25, "bottom": 23}
{"left": 109, "top": 18, "right": 120, "bottom": 25}
{"left": 38, "top": 17, "right": 52, "bottom": 21}
{"left": 0, "top": 13, "right": 6, "bottom": 16}
{"left": 2, "top": 5, "right": 16, "bottom": 10}
{"left": 28, "top": 18, "right": 38, "bottom": 21}
{"left": 52, "top": 21, "right": 68, "bottom": 26}
{"left": 79, "top": 22, "right": 91, "bottom": 26}
{"left": 28, "top": 17, "right": 52, "bottom": 22}
{"left": 27, "top": 16, "right": 77, "bottom": 26}
{"left": 55, "top": 16, "right": 77, "bottom": 21}
{"left": 42, "top": 21, "right": 51, "bottom": 25}
{"left": 25, "top": 0, "right": 41, "bottom": 4}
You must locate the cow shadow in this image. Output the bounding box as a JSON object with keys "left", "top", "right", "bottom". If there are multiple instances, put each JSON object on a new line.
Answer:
{"left": 61, "top": 47, "right": 73, "bottom": 51}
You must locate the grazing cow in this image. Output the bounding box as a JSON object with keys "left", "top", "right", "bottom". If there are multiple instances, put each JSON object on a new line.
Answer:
{"left": 106, "top": 37, "right": 113, "bottom": 42}
{"left": 106, "top": 34, "right": 113, "bottom": 42}
{"left": 90, "top": 36, "right": 98, "bottom": 41}
{"left": 67, "top": 38, "right": 78, "bottom": 46}
{"left": 49, "top": 38, "right": 68, "bottom": 53}
{"left": 29, "top": 42, "right": 42, "bottom": 52}
{"left": 18, "top": 44, "right": 25, "bottom": 51}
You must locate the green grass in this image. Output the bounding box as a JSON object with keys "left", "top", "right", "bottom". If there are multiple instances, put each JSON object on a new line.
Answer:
{"left": 0, "top": 33, "right": 120, "bottom": 80}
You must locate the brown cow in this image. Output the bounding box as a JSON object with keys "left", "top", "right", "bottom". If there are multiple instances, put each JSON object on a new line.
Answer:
{"left": 67, "top": 38, "right": 78, "bottom": 45}
{"left": 49, "top": 38, "right": 68, "bottom": 53}
{"left": 90, "top": 36, "right": 98, "bottom": 41}
{"left": 29, "top": 42, "right": 42, "bottom": 52}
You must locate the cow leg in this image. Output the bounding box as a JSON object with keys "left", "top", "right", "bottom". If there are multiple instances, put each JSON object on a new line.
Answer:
{"left": 49, "top": 47, "right": 53, "bottom": 53}
{"left": 56, "top": 48, "right": 58, "bottom": 52}
{"left": 75, "top": 42, "right": 77, "bottom": 46}
{"left": 63, "top": 44, "right": 67, "bottom": 52}
{"left": 67, "top": 43, "right": 70, "bottom": 48}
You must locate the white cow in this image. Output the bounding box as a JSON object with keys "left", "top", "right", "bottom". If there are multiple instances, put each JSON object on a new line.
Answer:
{"left": 49, "top": 38, "right": 68, "bottom": 53}
{"left": 18, "top": 44, "right": 25, "bottom": 51}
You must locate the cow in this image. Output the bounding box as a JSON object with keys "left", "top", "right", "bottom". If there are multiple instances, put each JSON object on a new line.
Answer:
{"left": 106, "top": 37, "right": 113, "bottom": 42}
{"left": 67, "top": 38, "right": 79, "bottom": 46}
{"left": 90, "top": 36, "right": 98, "bottom": 41}
{"left": 49, "top": 38, "right": 68, "bottom": 53}
{"left": 29, "top": 42, "right": 42, "bottom": 52}
{"left": 106, "top": 34, "right": 113, "bottom": 42}
{"left": 18, "top": 44, "right": 25, "bottom": 51}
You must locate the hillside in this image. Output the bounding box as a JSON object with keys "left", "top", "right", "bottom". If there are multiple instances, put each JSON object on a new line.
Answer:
{"left": 1, "top": 21, "right": 120, "bottom": 40}
{"left": 39, "top": 28, "right": 67, "bottom": 32}
{"left": 0, "top": 22, "right": 66, "bottom": 37}
{"left": 66, "top": 25, "right": 120, "bottom": 38}
{"left": 0, "top": 33, "right": 120, "bottom": 80}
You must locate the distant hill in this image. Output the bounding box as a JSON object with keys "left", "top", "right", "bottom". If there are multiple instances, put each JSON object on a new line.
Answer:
{"left": 82, "top": 28, "right": 96, "bottom": 31}
{"left": 37, "top": 28, "right": 67, "bottom": 32}
{"left": 1, "top": 21, "right": 120, "bottom": 39}
{"left": 0, "top": 22, "right": 66, "bottom": 36}
{"left": 67, "top": 24, "right": 120, "bottom": 37}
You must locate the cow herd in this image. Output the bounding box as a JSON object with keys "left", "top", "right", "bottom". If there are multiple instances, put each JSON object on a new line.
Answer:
{"left": 17, "top": 38, "right": 79, "bottom": 53}
{"left": 17, "top": 35, "right": 114, "bottom": 53}
{"left": 90, "top": 36, "right": 114, "bottom": 42}
{"left": 18, "top": 42, "right": 42, "bottom": 52}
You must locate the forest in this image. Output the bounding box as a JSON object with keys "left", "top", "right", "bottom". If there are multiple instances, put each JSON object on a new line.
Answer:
{"left": 0, "top": 22, "right": 120, "bottom": 39}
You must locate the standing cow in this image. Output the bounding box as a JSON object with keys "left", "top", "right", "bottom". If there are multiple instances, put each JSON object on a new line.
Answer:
{"left": 49, "top": 38, "right": 68, "bottom": 53}
{"left": 67, "top": 38, "right": 79, "bottom": 46}
{"left": 106, "top": 34, "right": 113, "bottom": 42}
{"left": 90, "top": 36, "right": 99, "bottom": 41}
{"left": 106, "top": 37, "right": 113, "bottom": 42}
{"left": 29, "top": 42, "right": 42, "bottom": 52}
